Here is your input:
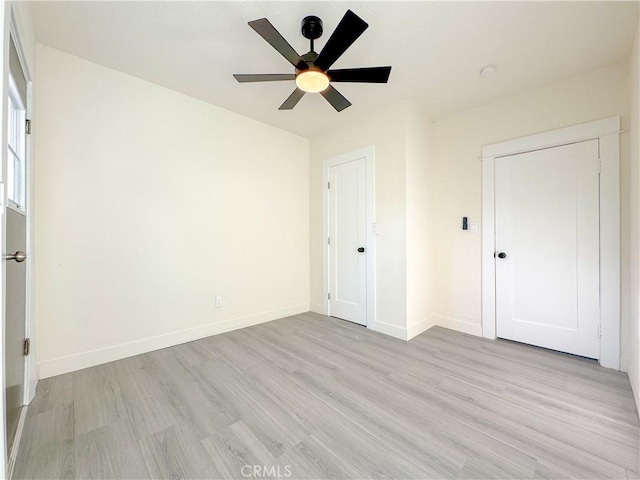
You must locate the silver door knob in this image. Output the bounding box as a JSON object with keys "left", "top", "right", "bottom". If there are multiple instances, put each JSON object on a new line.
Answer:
{"left": 5, "top": 251, "right": 26, "bottom": 262}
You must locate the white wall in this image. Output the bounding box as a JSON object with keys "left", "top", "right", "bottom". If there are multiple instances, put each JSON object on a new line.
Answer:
{"left": 310, "top": 102, "right": 435, "bottom": 340}
{"left": 432, "top": 62, "right": 631, "bottom": 347}
{"left": 405, "top": 108, "right": 435, "bottom": 339}
{"left": 35, "top": 46, "right": 310, "bottom": 378}
{"left": 628, "top": 21, "right": 639, "bottom": 412}
{"left": 310, "top": 102, "right": 408, "bottom": 338}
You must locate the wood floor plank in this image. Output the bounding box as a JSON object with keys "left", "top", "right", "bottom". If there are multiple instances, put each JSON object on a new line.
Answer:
{"left": 137, "top": 421, "right": 220, "bottom": 479}
{"left": 250, "top": 323, "right": 345, "bottom": 377}
{"left": 73, "top": 363, "right": 127, "bottom": 436}
{"left": 409, "top": 337, "right": 636, "bottom": 424}
{"left": 433, "top": 377, "right": 631, "bottom": 478}
{"left": 286, "top": 367, "right": 467, "bottom": 477}
{"left": 436, "top": 376, "right": 639, "bottom": 469}
{"left": 112, "top": 355, "right": 179, "bottom": 440}
{"left": 170, "top": 340, "right": 213, "bottom": 368}
{"left": 157, "top": 374, "right": 239, "bottom": 439}
{"left": 430, "top": 327, "right": 633, "bottom": 395}
{"left": 14, "top": 313, "right": 639, "bottom": 480}
{"left": 459, "top": 455, "right": 529, "bottom": 480}
{"left": 199, "top": 331, "right": 265, "bottom": 371}
{"left": 228, "top": 328, "right": 300, "bottom": 374}
{"left": 26, "top": 373, "right": 73, "bottom": 418}
{"left": 627, "top": 469, "right": 640, "bottom": 480}
{"left": 14, "top": 405, "right": 75, "bottom": 479}
{"left": 193, "top": 357, "right": 308, "bottom": 459}
{"left": 201, "top": 420, "right": 277, "bottom": 478}
{"left": 289, "top": 434, "right": 363, "bottom": 479}
{"left": 245, "top": 362, "right": 434, "bottom": 479}
{"left": 74, "top": 418, "right": 149, "bottom": 479}
{"left": 566, "top": 376, "right": 639, "bottom": 412}
{"left": 500, "top": 383, "right": 639, "bottom": 447}
{"left": 332, "top": 366, "right": 539, "bottom": 479}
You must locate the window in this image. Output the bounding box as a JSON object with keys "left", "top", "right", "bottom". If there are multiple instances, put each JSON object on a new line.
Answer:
{"left": 7, "top": 73, "right": 26, "bottom": 210}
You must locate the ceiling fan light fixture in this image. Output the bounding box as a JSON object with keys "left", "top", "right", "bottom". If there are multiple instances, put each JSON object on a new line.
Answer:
{"left": 295, "top": 69, "right": 330, "bottom": 93}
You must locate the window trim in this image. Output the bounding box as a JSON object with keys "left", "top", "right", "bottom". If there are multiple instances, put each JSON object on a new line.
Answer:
{"left": 7, "top": 72, "right": 26, "bottom": 213}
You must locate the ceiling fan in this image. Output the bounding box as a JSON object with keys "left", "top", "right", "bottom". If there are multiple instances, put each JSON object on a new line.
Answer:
{"left": 233, "top": 10, "right": 391, "bottom": 112}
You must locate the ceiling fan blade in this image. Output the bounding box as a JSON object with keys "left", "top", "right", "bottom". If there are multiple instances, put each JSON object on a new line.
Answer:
{"left": 234, "top": 74, "right": 295, "bottom": 83}
{"left": 314, "top": 10, "right": 368, "bottom": 71}
{"left": 248, "top": 18, "right": 308, "bottom": 70}
{"left": 279, "top": 88, "right": 306, "bottom": 110}
{"left": 320, "top": 85, "right": 352, "bottom": 112}
{"left": 328, "top": 66, "right": 391, "bottom": 83}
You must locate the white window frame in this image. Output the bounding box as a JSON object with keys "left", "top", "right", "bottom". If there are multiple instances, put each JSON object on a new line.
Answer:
{"left": 7, "top": 72, "right": 26, "bottom": 214}
{"left": 481, "top": 116, "right": 621, "bottom": 370}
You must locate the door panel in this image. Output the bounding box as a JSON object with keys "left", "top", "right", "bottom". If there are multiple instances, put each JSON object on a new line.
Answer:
{"left": 6, "top": 207, "right": 26, "bottom": 449}
{"left": 495, "top": 140, "right": 600, "bottom": 358}
{"left": 329, "top": 158, "right": 366, "bottom": 325}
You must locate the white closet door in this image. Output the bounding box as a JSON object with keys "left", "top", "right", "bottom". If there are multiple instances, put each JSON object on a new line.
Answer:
{"left": 328, "top": 158, "right": 367, "bottom": 325}
{"left": 495, "top": 139, "right": 600, "bottom": 358}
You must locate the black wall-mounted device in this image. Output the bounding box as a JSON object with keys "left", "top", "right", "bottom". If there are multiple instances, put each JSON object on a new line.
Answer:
{"left": 462, "top": 217, "right": 468, "bottom": 230}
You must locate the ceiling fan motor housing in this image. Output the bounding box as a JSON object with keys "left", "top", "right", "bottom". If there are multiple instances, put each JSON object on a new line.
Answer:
{"left": 300, "top": 51, "right": 319, "bottom": 69}
{"left": 301, "top": 16, "right": 323, "bottom": 40}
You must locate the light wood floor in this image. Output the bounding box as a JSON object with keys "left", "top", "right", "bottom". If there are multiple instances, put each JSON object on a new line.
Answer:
{"left": 15, "top": 312, "right": 640, "bottom": 479}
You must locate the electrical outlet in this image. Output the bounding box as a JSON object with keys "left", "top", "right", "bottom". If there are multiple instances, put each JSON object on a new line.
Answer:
{"left": 215, "top": 296, "right": 223, "bottom": 308}
{"left": 470, "top": 223, "right": 478, "bottom": 233}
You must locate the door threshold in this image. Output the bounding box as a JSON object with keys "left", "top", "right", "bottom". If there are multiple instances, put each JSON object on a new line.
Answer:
{"left": 331, "top": 315, "right": 366, "bottom": 327}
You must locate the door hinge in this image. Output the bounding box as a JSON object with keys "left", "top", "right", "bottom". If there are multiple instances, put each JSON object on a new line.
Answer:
{"left": 23, "top": 338, "right": 30, "bottom": 356}
{"left": 597, "top": 324, "right": 602, "bottom": 339}
{"left": 327, "top": 181, "right": 330, "bottom": 189}
{"left": 328, "top": 292, "right": 330, "bottom": 300}
{"left": 25, "top": 119, "right": 31, "bottom": 135}
{"left": 328, "top": 237, "right": 330, "bottom": 245}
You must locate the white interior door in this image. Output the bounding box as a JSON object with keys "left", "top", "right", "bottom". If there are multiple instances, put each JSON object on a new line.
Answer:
{"left": 328, "top": 158, "right": 366, "bottom": 325}
{"left": 495, "top": 139, "right": 600, "bottom": 358}
{"left": 4, "top": 35, "right": 30, "bottom": 458}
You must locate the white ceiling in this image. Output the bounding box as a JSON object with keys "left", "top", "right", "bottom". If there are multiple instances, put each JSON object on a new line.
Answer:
{"left": 29, "top": 1, "right": 639, "bottom": 138}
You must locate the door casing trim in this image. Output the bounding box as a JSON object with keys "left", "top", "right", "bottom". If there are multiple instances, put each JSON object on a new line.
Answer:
{"left": 322, "top": 145, "right": 376, "bottom": 330}
{"left": 481, "top": 116, "right": 621, "bottom": 369}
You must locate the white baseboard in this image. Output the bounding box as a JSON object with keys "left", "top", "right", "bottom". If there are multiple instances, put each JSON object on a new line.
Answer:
{"left": 407, "top": 315, "right": 437, "bottom": 340}
{"left": 309, "top": 303, "right": 324, "bottom": 314}
{"left": 8, "top": 405, "right": 27, "bottom": 479}
{"left": 38, "top": 303, "right": 309, "bottom": 379}
{"left": 373, "top": 320, "right": 407, "bottom": 340}
{"left": 620, "top": 356, "right": 629, "bottom": 373}
{"left": 434, "top": 314, "right": 483, "bottom": 337}
{"left": 629, "top": 361, "right": 640, "bottom": 419}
